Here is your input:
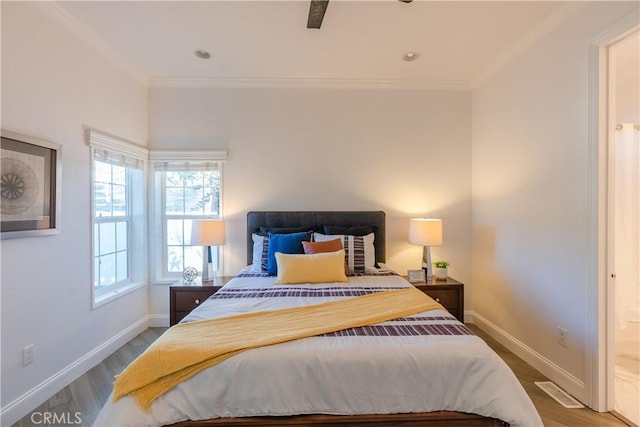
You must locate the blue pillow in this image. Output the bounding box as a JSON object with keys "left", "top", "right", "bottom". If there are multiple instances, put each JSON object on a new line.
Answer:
{"left": 266, "top": 231, "right": 312, "bottom": 275}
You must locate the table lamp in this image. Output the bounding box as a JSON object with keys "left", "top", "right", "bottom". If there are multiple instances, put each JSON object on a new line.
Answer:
{"left": 191, "top": 219, "right": 225, "bottom": 282}
{"left": 409, "top": 218, "right": 443, "bottom": 280}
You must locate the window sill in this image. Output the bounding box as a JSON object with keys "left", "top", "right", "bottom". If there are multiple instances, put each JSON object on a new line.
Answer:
{"left": 93, "top": 281, "right": 146, "bottom": 309}
{"left": 152, "top": 278, "right": 179, "bottom": 286}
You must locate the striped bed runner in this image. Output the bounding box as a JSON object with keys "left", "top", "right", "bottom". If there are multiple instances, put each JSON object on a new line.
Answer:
{"left": 236, "top": 270, "right": 400, "bottom": 278}
{"left": 207, "top": 285, "right": 473, "bottom": 337}
{"left": 321, "top": 322, "right": 473, "bottom": 337}
{"left": 211, "top": 286, "right": 404, "bottom": 299}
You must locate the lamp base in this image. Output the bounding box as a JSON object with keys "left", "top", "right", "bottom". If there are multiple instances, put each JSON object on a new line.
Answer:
{"left": 201, "top": 245, "right": 211, "bottom": 282}
{"left": 422, "top": 246, "right": 433, "bottom": 281}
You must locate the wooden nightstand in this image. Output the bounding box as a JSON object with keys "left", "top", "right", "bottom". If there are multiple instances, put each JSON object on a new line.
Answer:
{"left": 405, "top": 277, "right": 464, "bottom": 323}
{"left": 169, "top": 277, "right": 233, "bottom": 326}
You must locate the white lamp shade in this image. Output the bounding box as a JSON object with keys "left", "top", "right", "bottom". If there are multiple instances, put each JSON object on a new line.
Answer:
{"left": 191, "top": 219, "right": 225, "bottom": 246}
{"left": 408, "top": 218, "right": 443, "bottom": 246}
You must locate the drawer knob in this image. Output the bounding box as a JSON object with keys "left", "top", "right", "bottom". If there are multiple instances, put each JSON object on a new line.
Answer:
{"left": 195, "top": 299, "right": 200, "bottom": 304}
{"left": 435, "top": 298, "right": 440, "bottom": 303}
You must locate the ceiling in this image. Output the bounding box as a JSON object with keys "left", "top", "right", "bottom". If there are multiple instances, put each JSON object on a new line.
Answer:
{"left": 51, "top": 1, "right": 569, "bottom": 87}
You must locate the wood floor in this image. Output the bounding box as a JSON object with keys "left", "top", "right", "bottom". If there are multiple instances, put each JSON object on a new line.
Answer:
{"left": 467, "top": 325, "right": 629, "bottom": 427}
{"left": 13, "top": 324, "right": 629, "bottom": 427}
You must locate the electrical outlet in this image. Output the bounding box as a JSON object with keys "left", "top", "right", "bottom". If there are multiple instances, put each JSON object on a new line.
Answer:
{"left": 558, "top": 328, "right": 568, "bottom": 347}
{"left": 23, "top": 345, "right": 34, "bottom": 366}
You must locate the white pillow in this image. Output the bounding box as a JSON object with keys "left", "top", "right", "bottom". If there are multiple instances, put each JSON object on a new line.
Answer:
{"left": 313, "top": 232, "right": 375, "bottom": 273}
{"left": 250, "top": 233, "right": 269, "bottom": 272}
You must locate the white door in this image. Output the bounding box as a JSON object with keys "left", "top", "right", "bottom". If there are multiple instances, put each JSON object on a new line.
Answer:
{"left": 608, "top": 31, "right": 640, "bottom": 427}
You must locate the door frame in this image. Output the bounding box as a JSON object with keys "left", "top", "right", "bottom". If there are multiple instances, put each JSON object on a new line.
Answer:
{"left": 588, "top": 18, "right": 639, "bottom": 412}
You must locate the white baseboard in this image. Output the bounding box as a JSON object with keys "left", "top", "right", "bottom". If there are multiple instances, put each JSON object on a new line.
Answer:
{"left": 0, "top": 317, "right": 149, "bottom": 426}
{"left": 149, "top": 314, "right": 169, "bottom": 327}
{"left": 466, "top": 310, "right": 587, "bottom": 405}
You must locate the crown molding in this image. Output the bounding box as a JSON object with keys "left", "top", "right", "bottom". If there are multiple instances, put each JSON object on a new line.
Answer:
{"left": 34, "top": 2, "right": 149, "bottom": 86}
{"left": 471, "top": 1, "right": 587, "bottom": 89}
{"left": 590, "top": 7, "right": 639, "bottom": 46}
{"left": 149, "top": 77, "right": 471, "bottom": 91}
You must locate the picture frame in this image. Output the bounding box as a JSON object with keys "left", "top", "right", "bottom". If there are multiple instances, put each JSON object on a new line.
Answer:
{"left": 407, "top": 269, "right": 426, "bottom": 283}
{"left": 1, "top": 129, "right": 62, "bottom": 239}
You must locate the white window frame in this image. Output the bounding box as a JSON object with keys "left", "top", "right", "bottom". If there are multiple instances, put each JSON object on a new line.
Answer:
{"left": 93, "top": 161, "right": 131, "bottom": 294}
{"left": 88, "top": 129, "right": 148, "bottom": 307}
{"left": 150, "top": 150, "right": 227, "bottom": 283}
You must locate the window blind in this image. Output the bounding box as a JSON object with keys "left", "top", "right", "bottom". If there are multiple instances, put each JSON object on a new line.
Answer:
{"left": 150, "top": 149, "right": 227, "bottom": 172}
{"left": 87, "top": 129, "right": 148, "bottom": 170}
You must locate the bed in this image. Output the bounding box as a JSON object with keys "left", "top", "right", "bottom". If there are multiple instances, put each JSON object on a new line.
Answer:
{"left": 93, "top": 211, "right": 542, "bottom": 427}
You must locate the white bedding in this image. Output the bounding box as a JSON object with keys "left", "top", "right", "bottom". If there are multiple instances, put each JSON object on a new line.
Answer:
{"left": 94, "top": 270, "right": 542, "bottom": 427}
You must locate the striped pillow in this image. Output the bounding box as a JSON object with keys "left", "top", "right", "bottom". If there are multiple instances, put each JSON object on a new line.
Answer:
{"left": 250, "top": 233, "right": 270, "bottom": 272}
{"left": 313, "top": 232, "right": 375, "bottom": 274}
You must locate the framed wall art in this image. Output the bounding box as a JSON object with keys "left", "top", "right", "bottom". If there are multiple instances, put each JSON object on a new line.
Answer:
{"left": 407, "top": 269, "right": 426, "bottom": 283}
{"left": 1, "top": 129, "right": 62, "bottom": 239}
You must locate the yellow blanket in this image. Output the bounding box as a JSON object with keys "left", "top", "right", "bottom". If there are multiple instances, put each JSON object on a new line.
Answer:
{"left": 113, "top": 287, "right": 442, "bottom": 411}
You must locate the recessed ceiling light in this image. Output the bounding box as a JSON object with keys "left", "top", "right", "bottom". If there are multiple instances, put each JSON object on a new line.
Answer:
{"left": 403, "top": 52, "right": 419, "bottom": 62}
{"left": 194, "top": 50, "right": 211, "bottom": 59}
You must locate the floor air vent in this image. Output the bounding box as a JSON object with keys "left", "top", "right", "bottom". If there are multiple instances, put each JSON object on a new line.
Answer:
{"left": 535, "top": 381, "right": 585, "bottom": 408}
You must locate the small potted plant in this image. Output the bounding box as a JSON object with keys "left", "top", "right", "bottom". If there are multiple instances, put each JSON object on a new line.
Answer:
{"left": 433, "top": 261, "right": 449, "bottom": 280}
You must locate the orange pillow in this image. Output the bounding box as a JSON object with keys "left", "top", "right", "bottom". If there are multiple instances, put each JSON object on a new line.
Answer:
{"left": 302, "top": 239, "right": 347, "bottom": 275}
{"left": 302, "top": 238, "right": 343, "bottom": 254}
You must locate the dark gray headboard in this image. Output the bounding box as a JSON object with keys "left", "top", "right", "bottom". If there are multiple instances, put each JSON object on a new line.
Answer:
{"left": 247, "top": 211, "right": 386, "bottom": 264}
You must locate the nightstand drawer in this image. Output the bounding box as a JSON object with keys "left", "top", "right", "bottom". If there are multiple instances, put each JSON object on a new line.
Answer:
{"left": 170, "top": 278, "right": 233, "bottom": 326}
{"left": 407, "top": 279, "right": 464, "bottom": 323}
{"left": 174, "top": 311, "right": 193, "bottom": 323}
{"left": 445, "top": 308, "right": 460, "bottom": 321}
{"left": 174, "top": 290, "right": 215, "bottom": 312}
{"left": 422, "top": 289, "right": 458, "bottom": 309}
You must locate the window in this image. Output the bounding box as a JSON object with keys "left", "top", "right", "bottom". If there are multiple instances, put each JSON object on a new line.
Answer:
{"left": 94, "top": 161, "right": 129, "bottom": 288}
{"left": 150, "top": 151, "right": 227, "bottom": 281}
{"left": 164, "top": 169, "right": 220, "bottom": 273}
{"left": 89, "top": 130, "right": 148, "bottom": 306}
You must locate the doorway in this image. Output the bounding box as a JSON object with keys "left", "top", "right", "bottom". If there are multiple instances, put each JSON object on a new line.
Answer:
{"left": 608, "top": 30, "right": 639, "bottom": 427}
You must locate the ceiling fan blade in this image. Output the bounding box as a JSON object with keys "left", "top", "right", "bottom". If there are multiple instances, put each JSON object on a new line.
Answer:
{"left": 307, "top": 0, "right": 329, "bottom": 29}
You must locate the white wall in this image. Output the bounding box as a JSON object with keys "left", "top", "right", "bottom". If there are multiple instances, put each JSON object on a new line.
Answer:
{"left": 0, "top": 3, "right": 148, "bottom": 424}
{"left": 471, "top": 1, "right": 639, "bottom": 404}
{"left": 147, "top": 86, "right": 472, "bottom": 319}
